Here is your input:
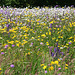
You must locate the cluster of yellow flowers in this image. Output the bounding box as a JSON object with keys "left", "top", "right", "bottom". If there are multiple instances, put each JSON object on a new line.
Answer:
{"left": 40, "top": 59, "right": 61, "bottom": 71}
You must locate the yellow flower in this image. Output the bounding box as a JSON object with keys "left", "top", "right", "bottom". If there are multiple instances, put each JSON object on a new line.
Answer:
{"left": 41, "top": 39, "right": 43, "bottom": 41}
{"left": 49, "top": 66, "right": 54, "bottom": 70}
{"left": 41, "top": 34, "right": 46, "bottom": 37}
{"left": 1, "top": 49, "right": 3, "bottom": 51}
{"left": 56, "top": 39, "right": 58, "bottom": 42}
{"left": 54, "top": 61, "right": 58, "bottom": 65}
{"left": 46, "top": 42, "right": 49, "bottom": 45}
{"left": 65, "top": 67, "right": 68, "bottom": 69}
{"left": 0, "top": 68, "right": 1, "bottom": 70}
{"left": 38, "top": 36, "right": 40, "bottom": 37}
{"left": 37, "top": 39, "right": 40, "bottom": 41}
{"left": 46, "top": 32, "right": 48, "bottom": 35}
{"left": 40, "top": 64, "right": 44, "bottom": 66}
{"left": 50, "top": 21, "right": 53, "bottom": 24}
{"left": 66, "top": 44, "right": 69, "bottom": 46}
{"left": 28, "top": 52, "right": 30, "bottom": 55}
{"left": 49, "top": 31, "right": 51, "bottom": 35}
{"left": 43, "top": 66, "right": 47, "bottom": 69}
{"left": 31, "top": 37, "right": 34, "bottom": 39}
{"left": 16, "top": 43, "right": 19, "bottom": 47}
{"left": 48, "top": 67, "right": 51, "bottom": 71}
{"left": 58, "top": 59, "right": 60, "bottom": 62}
{"left": 58, "top": 65, "right": 60, "bottom": 67}
{"left": 65, "top": 64, "right": 68, "bottom": 66}
{"left": 57, "top": 28, "right": 59, "bottom": 30}
{"left": 51, "top": 61, "right": 55, "bottom": 65}
{"left": 51, "top": 66, "right": 54, "bottom": 70}
{"left": 8, "top": 47, "right": 11, "bottom": 49}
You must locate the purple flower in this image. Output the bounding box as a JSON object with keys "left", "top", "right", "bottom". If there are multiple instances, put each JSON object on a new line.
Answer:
{"left": 69, "top": 42, "right": 71, "bottom": 44}
{"left": 54, "top": 48, "right": 57, "bottom": 53}
{"left": 45, "top": 70, "right": 47, "bottom": 73}
{"left": 61, "top": 52, "right": 64, "bottom": 55}
{"left": 55, "top": 5, "right": 58, "bottom": 8}
{"left": 48, "top": 64, "right": 50, "bottom": 66}
{"left": 47, "top": 16, "right": 48, "bottom": 19}
{"left": 31, "top": 43, "right": 33, "bottom": 45}
{"left": 71, "top": 5, "right": 74, "bottom": 7}
{"left": 10, "top": 64, "right": 14, "bottom": 68}
{"left": 51, "top": 52, "right": 54, "bottom": 57}
{"left": 4, "top": 45, "right": 8, "bottom": 48}
{"left": 58, "top": 68, "right": 61, "bottom": 70}
{"left": 12, "top": 45, "right": 15, "bottom": 47}
{"left": 6, "top": 24, "right": 9, "bottom": 28}
{"left": 50, "top": 24, "right": 52, "bottom": 28}
{"left": 59, "top": 25, "right": 61, "bottom": 27}
{"left": 1, "top": 52, "right": 4, "bottom": 54}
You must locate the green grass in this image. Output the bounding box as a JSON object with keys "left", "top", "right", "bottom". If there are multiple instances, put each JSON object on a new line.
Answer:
{"left": 0, "top": 7, "right": 75, "bottom": 75}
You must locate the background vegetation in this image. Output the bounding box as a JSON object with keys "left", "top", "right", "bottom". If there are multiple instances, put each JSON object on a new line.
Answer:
{"left": 0, "top": 0, "right": 75, "bottom": 8}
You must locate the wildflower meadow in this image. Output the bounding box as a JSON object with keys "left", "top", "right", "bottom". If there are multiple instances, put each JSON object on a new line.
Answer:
{"left": 0, "top": 6, "right": 75, "bottom": 75}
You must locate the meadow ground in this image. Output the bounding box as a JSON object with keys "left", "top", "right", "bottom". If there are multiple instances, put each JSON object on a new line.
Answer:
{"left": 0, "top": 6, "right": 75, "bottom": 75}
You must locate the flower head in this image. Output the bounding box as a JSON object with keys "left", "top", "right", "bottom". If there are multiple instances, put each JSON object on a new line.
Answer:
{"left": 4, "top": 45, "right": 8, "bottom": 48}
{"left": 10, "top": 64, "right": 14, "bottom": 68}
{"left": 1, "top": 52, "right": 4, "bottom": 54}
{"left": 45, "top": 70, "right": 47, "bottom": 73}
{"left": 43, "top": 66, "right": 47, "bottom": 69}
{"left": 69, "top": 42, "right": 71, "bottom": 44}
{"left": 58, "top": 68, "right": 61, "bottom": 70}
{"left": 12, "top": 45, "right": 15, "bottom": 47}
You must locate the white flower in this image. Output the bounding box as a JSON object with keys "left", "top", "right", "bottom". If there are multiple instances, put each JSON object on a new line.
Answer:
{"left": 60, "top": 47, "right": 64, "bottom": 49}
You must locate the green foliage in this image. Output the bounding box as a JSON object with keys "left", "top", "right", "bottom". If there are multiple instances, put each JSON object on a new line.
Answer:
{"left": 0, "top": 0, "right": 75, "bottom": 8}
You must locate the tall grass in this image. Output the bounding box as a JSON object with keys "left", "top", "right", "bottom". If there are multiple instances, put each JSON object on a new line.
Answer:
{"left": 0, "top": 6, "right": 75, "bottom": 75}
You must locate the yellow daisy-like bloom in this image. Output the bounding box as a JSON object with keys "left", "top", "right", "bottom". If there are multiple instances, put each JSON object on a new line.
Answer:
{"left": 58, "top": 59, "right": 60, "bottom": 62}
{"left": 48, "top": 67, "right": 51, "bottom": 71}
{"left": 46, "top": 42, "right": 49, "bottom": 45}
{"left": 58, "top": 65, "right": 60, "bottom": 67}
{"left": 51, "top": 61, "right": 55, "bottom": 65}
{"left": 43, "top": 66, "right": 47, "bottom": 69}
{"left": 41, "top": 34, "right": 46, "bottom": 37}
{"left": 0, "top": 68, "right": 1, "bottom": 70}
{"left": 65, "top": 64, "right": 68, "bottom": 66}
{"left": 56, "top": 39, "right": 58, "bottom": 42}
{"left": 28, "top": 52, "right": 30, "bottom": 55}
{"left": 49, "top": 66, "right": 54, "bottom": 71}
{"left": 54, "top": 61, "right": 59, "bottom": 65}
{"left": 40, "top": 64, "right": 44, "bottom": 66}
{"left": 50, "top": 66, "right": 54, "bottom": 70}
{"left": 65, "top": 67, "right": 68, "bottom": 69}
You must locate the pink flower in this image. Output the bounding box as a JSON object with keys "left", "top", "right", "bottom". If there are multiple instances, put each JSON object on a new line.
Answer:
{"left": 45, "top": 70, "right": 47, "bottom": 73}
{"left": 59, "top": 25, "right": 61, "bottom": 27}
{"left": 1, "top": 52, "right": 4, "bottom": 54}
{"left": 58, "top": 68, "right": 61, "bottom": 70}
{"left": 4, "top": 45, "right": 8, "bottom": 48}
{"left": 40, "top": 42, "right": 43, "bottom": 45}
{"left": 12, "top": 45, "right": 15, "bottom": 47}
{"left": 10, "top": 64, "right": 14, "bottom": 68}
